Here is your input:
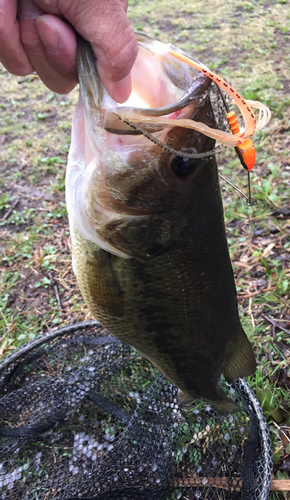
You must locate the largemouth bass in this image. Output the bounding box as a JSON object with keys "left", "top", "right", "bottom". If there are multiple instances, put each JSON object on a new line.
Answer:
{"left": 66, "top": 34, "right": 256, "bottom": 414}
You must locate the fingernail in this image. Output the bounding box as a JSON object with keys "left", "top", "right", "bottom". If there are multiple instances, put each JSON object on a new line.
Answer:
{"left": 20, "top": 0, "right": 44, "bottom": 19}
{"left": 36, "top": 16, "right": 60, "bottom": 55}
{"left": 111, "top": 74, "right": 132, "bottom": 103}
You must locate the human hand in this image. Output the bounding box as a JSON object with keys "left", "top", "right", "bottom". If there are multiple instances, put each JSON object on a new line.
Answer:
{"left": 0, "top": 0, "right": 138, "bottom": 102}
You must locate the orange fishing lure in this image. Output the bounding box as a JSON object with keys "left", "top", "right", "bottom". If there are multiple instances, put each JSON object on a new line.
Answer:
{"left": 168, "top": 49, "right": 258, "bottom": 171}
{"left": 111, "top": 46, "right": 270, "bottom": 181}
{"left": 226, "top": 111, "right": 256, "bottom": 171}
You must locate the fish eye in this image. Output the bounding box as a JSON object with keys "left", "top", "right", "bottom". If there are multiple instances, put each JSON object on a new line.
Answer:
{"left": 170, "top": 155, "right": 202, "bottom": 177}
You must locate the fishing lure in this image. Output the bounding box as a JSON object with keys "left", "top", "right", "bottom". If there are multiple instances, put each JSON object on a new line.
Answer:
{"left": 226, "top": 110, "right": 254, "bottom": 204}
{"left": 226, "top": 111, "right": 256, "bottom": 171}
{"left": 105, "top": 45, "right": 271, "bottom": 203}
{"left": 167, "top": 49, "right": 272, "bottom": 169}
{"left": 167, "top": 50, "right": 257, "bottom": 138}
{"left": 109, "top": 76, "right": 270, "bottom": 157}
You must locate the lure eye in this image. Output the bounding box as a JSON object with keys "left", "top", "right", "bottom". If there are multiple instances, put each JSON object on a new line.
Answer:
{"left": 170, "top": 155, "right": 202, "bottom": 177}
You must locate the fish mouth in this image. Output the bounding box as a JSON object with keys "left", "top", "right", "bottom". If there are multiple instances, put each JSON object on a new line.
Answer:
{"left": 104, "top": 73, "right": 212, "bottom": 136}
{"left": 77, "top": 33, "right": 212, "bottom": 138}
{"left": 77, "top": 33, "right": 214, "bottom": 207}
{"left": 101, "top": 34, "right": 223, "bottom": 161}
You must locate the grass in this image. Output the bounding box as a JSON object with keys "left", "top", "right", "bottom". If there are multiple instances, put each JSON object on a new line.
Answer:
{"left": 0, "top": 0, "right": 290, "bottom": 495}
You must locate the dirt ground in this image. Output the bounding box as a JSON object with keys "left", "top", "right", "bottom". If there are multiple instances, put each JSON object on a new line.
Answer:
{"left": 0, "top": 0, "right": 290, "bottom": 493}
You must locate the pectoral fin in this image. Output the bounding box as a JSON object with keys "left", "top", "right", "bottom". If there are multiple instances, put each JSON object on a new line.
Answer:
{"left": 223, "top": 329, "right": 256, "bottom": 383}
{"left": 97, "top": 216, "right": 175, "bottom": 259}
{"left": 86, "top": 250, "right": 124, "bottom": 317}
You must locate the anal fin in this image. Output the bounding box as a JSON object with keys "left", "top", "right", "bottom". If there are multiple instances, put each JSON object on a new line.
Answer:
{"left": 178, "top": 389, "right": 192, "bottom": 404}
{"left": 223, "top": 329, "right": 256, "bottom": 383}
{"left": 178, "top": 389, "right": 240, "bottom": 415}
{"left": 210, "top": 398, "right": 240, "bottom": 415}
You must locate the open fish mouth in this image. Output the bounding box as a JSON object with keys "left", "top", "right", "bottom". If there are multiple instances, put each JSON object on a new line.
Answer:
{"left": 104, "top": 33, "right": 270, "bottom": 146}
{"left": 77, "top": 33, "right": 232, "bottom": 158}
{"left": 78, "top": 32, "right": 270, "bottom": 161}
{"left": 77, "top": 32, "right": 220, "bottom": 144}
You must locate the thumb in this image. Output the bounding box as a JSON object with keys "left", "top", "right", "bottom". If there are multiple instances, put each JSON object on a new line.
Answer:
{"left": 89, "top": 5, "right": 138, "bottom": 102}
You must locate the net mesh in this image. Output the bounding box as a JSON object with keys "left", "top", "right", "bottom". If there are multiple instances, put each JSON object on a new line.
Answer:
{"left": 0, "top": 321, "right": 272, "bottom": 500}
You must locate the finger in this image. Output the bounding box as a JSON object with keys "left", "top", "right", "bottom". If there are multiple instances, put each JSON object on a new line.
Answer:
{"left": 119, "top": 0, "right": 129, "bottom": 11}
{"left": 34, "top": 0, "right": 138, "bottom": 102}
{"left": 75, "top": 1, "right": 138, "bottom": 102}
{"left": 19, "top": 2, "right": 78, "bottom": 94}
{"left": 0, "top": 0, "right": 33, "bottom": 75}
{"left": 36, "top": 15, "right": 78, "bottom": 90}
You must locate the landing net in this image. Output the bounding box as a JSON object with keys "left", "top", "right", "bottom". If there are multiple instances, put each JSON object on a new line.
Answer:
{"left": 0, "top": 321, "right": 272, "bottom": 500}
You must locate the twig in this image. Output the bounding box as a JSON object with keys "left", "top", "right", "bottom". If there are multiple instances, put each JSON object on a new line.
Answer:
{"left": 0, "top": 198, "right": 19, "bottom": 222}
{"left": 262, "top": 314, "right": 290, "bottom": 336}
{"left": 248, "top": 297, "right": 255, "bottom": 331}
{"left": 271, "top": 479, "right": 290, "bottom": 491}
{"left": 0, "top": 330, "right": 7, "bottom": 344}
{"left": 0, "top": 338, "right": 8, "bottom": 357}
{"left": 48, "top": 272, "right": 62, "bottom": 313}
{"left": 267, "top": 318, "right": 290, "bottom": 323}
{"left": 238, "top": 286, "right": 277, "bottom": 302}
{"left": 174, "top": 476, "right": 290, "bottom": 492}
{"left": 18, "top": 74, "right": 38, "bottom": 84}
{"left": 273, "top": 321, "right": 276, "bottom": 340}
{"left": 173, "top": 475, "right": 242, "bottom": 491}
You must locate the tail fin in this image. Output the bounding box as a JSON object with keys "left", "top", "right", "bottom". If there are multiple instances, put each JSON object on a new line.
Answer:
{"left": 211, "top": 397, "right": 240, "bottom": 415}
